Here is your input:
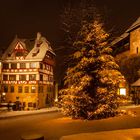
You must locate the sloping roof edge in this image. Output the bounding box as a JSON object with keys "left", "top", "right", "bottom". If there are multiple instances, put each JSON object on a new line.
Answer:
{"left": 126, "top": 17, "right": 140, "bottom": 33}
{"left": 111, "top": 16, "right": 140, "bottom": 47}
{"left": 111, "top": 32, "right": 129, "bottom": 47}
{"left": 131, "top": 79, "right": 140, "bottom": 87}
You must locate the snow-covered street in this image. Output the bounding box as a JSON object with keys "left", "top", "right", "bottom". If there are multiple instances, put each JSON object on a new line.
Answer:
{"left": 0, "top": 105, "right": 140, "bottom": 140}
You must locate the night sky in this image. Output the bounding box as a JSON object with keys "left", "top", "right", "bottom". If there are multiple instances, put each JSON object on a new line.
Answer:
{"left": 0, "top": 0, "right": 140, "bottom": 48}
{"left": 1, "top": 0, "right": 140, "bottom": 82}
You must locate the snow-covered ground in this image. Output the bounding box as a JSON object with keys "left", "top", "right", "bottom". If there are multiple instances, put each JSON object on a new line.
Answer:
{"left": 60, "top": 105, "right": 140, "bottom": 140}
{"left": 60, "top": 128, "right": 140, "bottom": 140}
{"left": 0, "top": 107, "right": 60, "bottom": 119}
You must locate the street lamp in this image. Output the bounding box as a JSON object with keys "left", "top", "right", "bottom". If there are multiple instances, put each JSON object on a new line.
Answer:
{"left": 1, "top": 92, "right": 6, "bottom": 102}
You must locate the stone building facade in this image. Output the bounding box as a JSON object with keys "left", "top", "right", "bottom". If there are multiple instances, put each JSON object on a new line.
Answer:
{"left": 112, "top": 17, "right": 140, "bottom": 102}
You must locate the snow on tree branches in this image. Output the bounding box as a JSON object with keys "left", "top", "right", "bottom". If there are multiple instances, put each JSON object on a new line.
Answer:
{"left": 59, "top": 18, "right": 125, "bottom": 119}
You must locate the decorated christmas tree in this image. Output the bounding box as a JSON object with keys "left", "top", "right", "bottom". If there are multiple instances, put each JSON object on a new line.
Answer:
{"left": 59, "top": 18, "right": 125, "bottom": 119}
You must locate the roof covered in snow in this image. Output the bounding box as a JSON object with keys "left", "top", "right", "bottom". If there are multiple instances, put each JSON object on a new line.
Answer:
{"left": 111, "top": 16, "right": 140, "bottom": 46}
{"left": 26, "top": 33, "right": 55, "bottom": 60}
{"left": 126, "top": 17, "right": 140, "bottom": 32}
{"left": 1, "top": 37, "right": 28, "bottom": 60}
{"left": 1, "top": 33, "right": 55, "bottom": 61}
{"left": 111, "top": 32, "right": 129, "bottom": 47}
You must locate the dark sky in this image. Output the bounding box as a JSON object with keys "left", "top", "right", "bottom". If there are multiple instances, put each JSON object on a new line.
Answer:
{"left": 0, "top": 0, "right": 140, "bottom": 48}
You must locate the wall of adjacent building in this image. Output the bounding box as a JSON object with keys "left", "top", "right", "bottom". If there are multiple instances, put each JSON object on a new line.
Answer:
{"left": 130, "top": 27, "right": 140, "bottom": 54}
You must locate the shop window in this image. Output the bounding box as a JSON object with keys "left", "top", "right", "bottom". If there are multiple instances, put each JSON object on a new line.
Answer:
{"left": 28, "top": 102, "right": 33, "bottom": 107}
{"left": 23, "top": 102, "right": 26, "bottom": 107}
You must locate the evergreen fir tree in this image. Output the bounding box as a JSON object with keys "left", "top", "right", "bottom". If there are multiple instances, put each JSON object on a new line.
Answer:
{"left": 59, "top": 19, "right": 125, "bottom": 119}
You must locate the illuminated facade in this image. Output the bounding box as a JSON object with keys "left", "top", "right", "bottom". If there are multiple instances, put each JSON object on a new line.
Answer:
{"left": 111, "top": 17, "right": 140, "bottom": 100}
{"left": 0, "top": 33, "right": 55, "bottom": 109}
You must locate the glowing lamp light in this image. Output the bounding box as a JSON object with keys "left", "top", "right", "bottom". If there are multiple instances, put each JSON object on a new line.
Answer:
{"left": 55, "top": 98, "right": 58, "bottom": 102}
{"left": 120, "top": 88, "right": 126, "bottom": 96}
{"left": 2, "top": 92, "right": 6, "bottom": 96}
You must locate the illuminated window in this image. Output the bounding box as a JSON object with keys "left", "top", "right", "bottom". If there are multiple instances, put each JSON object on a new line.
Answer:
{"left": 120, "top": 88, "right": 126, "bottom": 96}
{"left": 24, "top": 86, "right": 29, "bottom": 93}
{"left": 9, "top": 75, "right": 16, "bottom": 81}
{"left": 3, "top": 63, "right": 9, "bottom": 69}
{"left": 19, "top": 75, "right": 26, "bottom": 81}
{"left": 3, "top": 85, "right": 8, "bottom": 92}
{"left": 3, "top": 75, "right": 8, "bottom": 81}
{"left": 11, "top": 63, "right": 17, "bottom": 69}
{"left": 31, "top": 86, "right": 36, "bottom": 93}
{"left": 18, "top": 86, "right": 22, "bottom": 93}
{"left": 29, "top": 74, "right": 36, "bottom": 81}
{"left": 30, "top": 63, "right": 37, "bottom": 68}
{"left": 10, "top": 86, "right": 14, "bottom": 93}
{"left": 20, "top": 63, "right": 26, "bottom": 68}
